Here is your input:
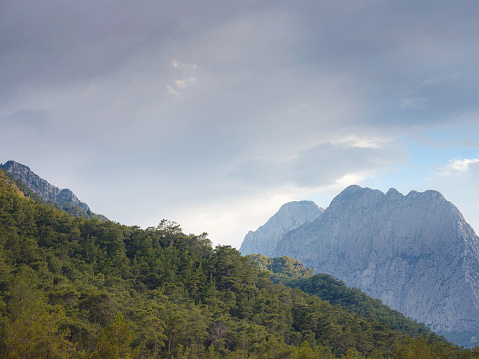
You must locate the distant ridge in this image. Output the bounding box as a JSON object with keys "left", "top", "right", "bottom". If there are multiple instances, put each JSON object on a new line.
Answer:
{"left": 240, "top": 200, "right": 323, "bottom": 256}
{"left": 0, "top": 160, "right": 89, "bottom": 210}
{"left": 0, "top": 160, "right": 107, "bottom": 221}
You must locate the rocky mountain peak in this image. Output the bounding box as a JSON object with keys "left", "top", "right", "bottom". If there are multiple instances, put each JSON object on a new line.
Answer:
{"left": 406, "top": 189, "right": 446, "bottom": 202}
{"left": 385, "top": 187, "right": 401, "bottom": 197}
{"left": 242, "top": 185, "right": 479, "bottom": 344}
{"left": 271, "top": 185, "right": 479, "bottom": 340}
{"left": 0, "top": 160, "right": 90, "bottom": 212}
{"left": 239, "top": 200, "right": 324, "bottom": 256}
{"left": 328, "top": 185, "right": 384, "bottom": 209}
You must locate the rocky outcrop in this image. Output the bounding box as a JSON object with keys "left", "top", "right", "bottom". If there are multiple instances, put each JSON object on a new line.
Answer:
{"left": 240, "top": 201, "right": 323, "bottom": 256}
{"left": 271, "top": 185, "right": 479, "bottom": 336}
{"left": 0, "top": 160, "right": 90, "bottom": 211}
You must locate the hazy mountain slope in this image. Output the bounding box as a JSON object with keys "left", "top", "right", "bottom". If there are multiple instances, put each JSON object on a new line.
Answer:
{"left": 240, "top": 200, "right": 323, "bottom": 256}
{"left": 0, "top": 160, "right": 89, "bottom": 210}
{"left": 271, "top": 185, "right": 479, "bottom": 343}
{"left": 0, "top": 160, "right": 107, "bottom": 221}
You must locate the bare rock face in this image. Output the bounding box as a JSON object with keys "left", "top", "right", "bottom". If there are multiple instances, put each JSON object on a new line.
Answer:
{"left": 0, "top": 160, "right": 90, "bottom": 211}
{"left": 239, "top": 201, "right": 324, "bottom": 256}
{"left": 272, "top": 185, "right": 479, "bottom": 335}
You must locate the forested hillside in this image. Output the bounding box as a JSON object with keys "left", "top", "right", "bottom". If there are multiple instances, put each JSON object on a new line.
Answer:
{"left": 248, "top": 254, "right": 441, "bottom": 342}
{"left": 246, "top": 254, "right": 314, "bottom": 282}
{"left": 0, "top": 170, "right": 477, "bottom": 358}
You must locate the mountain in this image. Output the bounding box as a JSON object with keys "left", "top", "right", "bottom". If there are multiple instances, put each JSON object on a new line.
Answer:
{"left": 0, "top": 160, "right": 107, "bottom": 221}
{"left": 240, "top": 200, "right": 323, "bottom": 256}
{"left": 242, "top": 185, "right": 479, "bottom": 346}
{"left": 1, "top": 173, "right": 469, "bottom": 358}
{"left": 0, "top": 160, "right": 89, "bottom": 210}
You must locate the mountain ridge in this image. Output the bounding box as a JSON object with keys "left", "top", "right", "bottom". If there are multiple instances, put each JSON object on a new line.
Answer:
{"left": 0, "top": 160, "right": 107, "bottom": 221}
{"left": 240, "top": 200, "right": 324, "bottom": 256}
{"left": 0, "top": 160, "right": 90, "bottom": 211}
{"left": 241, "top": 185, "right": 479, "bottom": 346}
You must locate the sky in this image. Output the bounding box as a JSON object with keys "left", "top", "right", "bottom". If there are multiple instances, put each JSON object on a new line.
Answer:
{"left": 1, "top": 0, "right": 479, "bottom": 249}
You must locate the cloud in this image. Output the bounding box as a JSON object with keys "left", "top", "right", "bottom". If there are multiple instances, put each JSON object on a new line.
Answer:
{"left": 168, "top": 60, "right": 199, "bottom": 96}
{"left": 1, "top": 109, "right": 49, "bottom": 130}
{"left": 440, "top": 157, "right": 479, "bottom": 174}
{"left": 428, "top": 156, "right": 479, "bottom": 234}
{"left": 417, "top": 73, "right": 460, "bottom": 89}
{"left": 451, "top": 111, "right": 479, "bottom": 125}
{"left": 171, "top": 60, "right": 199, "bottom": 71}
{"left": 399, "top": 98, "right": 429, "bottom": 109}
{"left": 166, "top": 85, "right": 180, "bottom": 97}
{"left": 175, "top": 77, "right": 197, "bottom": 88}
{"left": 229, "top": 140, "right": 406, "bottom": 189}
{"left": 334, "top": 135, "right": 398, "bottom": 149}
{"left": 2, "top": 0, "right": 479, "bottom": 246}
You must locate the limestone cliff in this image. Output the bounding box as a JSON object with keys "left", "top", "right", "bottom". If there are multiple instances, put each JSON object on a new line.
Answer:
{"left": 240, "top": 200, "right": 323, "bottom": 256}
{"left": 0, "top": 160, "right": 90, "bottom": 211}
{"left": 0, "top": 160, "right": 107, "bottom": 221}
{"left": 271, "top": 185, "right": 479, "bottom": 337}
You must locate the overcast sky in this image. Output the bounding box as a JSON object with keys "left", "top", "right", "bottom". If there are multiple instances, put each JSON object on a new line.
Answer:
{"left": 1, "top": 0, "right": 479, "bottom": 248}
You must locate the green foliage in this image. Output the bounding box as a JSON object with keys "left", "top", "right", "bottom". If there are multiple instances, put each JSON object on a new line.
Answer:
{"left": 1, "top": 169, "right": 41, "bottom": 202}
{"left": 88, "top": 312, "right": 139, "bottom": 359}
{"left": 0, "top": 174, "right": 475, "bottom": 358}
{"left": 52, "top": 202, "right": 109, "bottom": 222}
{"left": 276, "top": 272, "right": 446, "bottom": 343}
{"left": 248, "top": 254, "right": 314, "bottom": 282}
{"left": 2, "top": 268, "right": 76, "bottom": 359}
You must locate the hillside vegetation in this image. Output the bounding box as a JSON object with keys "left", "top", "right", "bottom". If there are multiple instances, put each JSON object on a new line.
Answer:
{"left": 0, "top": 170, "right": 477, "bottom": 358}
{"left": 248, "top": 254, "right": 441, "bottom": 341}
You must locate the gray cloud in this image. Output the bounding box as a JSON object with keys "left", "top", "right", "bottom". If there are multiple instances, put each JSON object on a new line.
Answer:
{"left": 1, "top": 109, "right": 49, "bottom": 130}
{"left": 399, "top": 98, "right": 429, "bottom": 109}
{"left": 3, "top": 1, "right": 479, "bottom": 131}
{"left": 428, "top": 157, "right": 479, "bottom": 235}
{"left": 1, "top": 0, "right": 479, "bottom": 244}
{"left": 230, "top": 142, "right": 406, "bottom": 188}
